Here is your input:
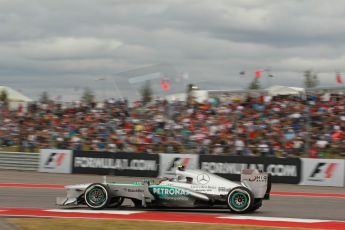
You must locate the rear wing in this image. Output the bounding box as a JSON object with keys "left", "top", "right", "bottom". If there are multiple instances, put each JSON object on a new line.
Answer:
{"left": 240, "top": 169, "right": 271, "bottom": 199}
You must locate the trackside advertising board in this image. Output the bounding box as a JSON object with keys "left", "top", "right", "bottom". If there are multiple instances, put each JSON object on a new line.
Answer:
{"left": 199, "top": 155, "right": 302, "bottom": 184}
{"left": 300, "top": 158, "right": 345, "bottom": 187}
{"left": 39, "top": 149, "right": 73, "bottom": 173}
{"left": 159, "top": 153, "right": 199, "bottom": 177}
{"left": 72, "top": 151, "right": 159, "bottom": 177}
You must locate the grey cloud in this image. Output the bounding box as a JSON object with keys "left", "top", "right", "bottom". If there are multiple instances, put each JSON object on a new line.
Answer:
{"left": 0, "top": 0, "right": 344, "bottom": 101}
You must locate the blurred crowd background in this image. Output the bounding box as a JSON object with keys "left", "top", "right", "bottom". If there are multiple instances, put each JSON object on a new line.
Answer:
{"left": 1, "top": 92, "right": 344, "bottom": 159}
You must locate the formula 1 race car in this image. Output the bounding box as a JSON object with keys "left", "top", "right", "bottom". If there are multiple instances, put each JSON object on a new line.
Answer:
{"left": 56, "top": 167, "right": 271, "bottom": 213}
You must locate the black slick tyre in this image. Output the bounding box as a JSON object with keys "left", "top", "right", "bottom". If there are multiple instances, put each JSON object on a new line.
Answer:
{"left": 84, "top": 183, "right": 110, "bottom": 210}
{"left": 226, "top": 186, "right": 254, "bottom": 214}
{"left": 249, "top": 199, "right": 262, "bottom": 212}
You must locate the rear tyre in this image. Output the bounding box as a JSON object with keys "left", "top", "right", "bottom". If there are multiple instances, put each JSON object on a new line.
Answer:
{"left": 84, "top": 183, "right": 110, "bottom": 210}
{"left": 249, "top": 199, "right": 262, "bottom": 212}
{"left": 227, "top": 186, "right": 254, "bottom": 214}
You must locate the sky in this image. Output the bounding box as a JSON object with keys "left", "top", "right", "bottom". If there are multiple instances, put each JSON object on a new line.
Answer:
{"left": 1, "top": 0, "right": 345, "bottom": 101}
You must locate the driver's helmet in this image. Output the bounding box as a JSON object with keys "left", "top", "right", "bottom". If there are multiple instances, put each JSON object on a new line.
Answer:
{"left": 177, "top": 164, "right": 185, "bottom": 171}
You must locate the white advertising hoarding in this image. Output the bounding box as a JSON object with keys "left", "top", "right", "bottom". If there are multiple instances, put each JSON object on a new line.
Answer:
{"left": 39, "top": 149, "right": 73, "bottom": 173}
{"left": 159, "top": 153, "right": 199, "bottom": 177}
{"left": 301, "top": 158, "right": 345, "bottom": 187}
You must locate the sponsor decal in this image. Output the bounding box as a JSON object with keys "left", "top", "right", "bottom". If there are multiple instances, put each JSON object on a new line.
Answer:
{"left": 44, "top": 152, "right": 66, "bottom": 169}
{"left": 191, "top": 184, "right": 217, "bottom": 192}
{"left": 196, "top": 173, "right": 210, "bottom": 184}
{"left": 150, "top": 186, "right": 190, "bottom": 197}
{"left": 74, "top": 157, "right": 157, "bottom": 171}
{"left": 248, "top": 175, "right": 268, "bottom": 182}
{"left": 309, "top": 163, "right": 337, "bottom": 181}
{"left": 191, "top": 185, "right": 216, "bottom": 189}
{"left": 218, "top": 187, "right": 227, "bottom": 192}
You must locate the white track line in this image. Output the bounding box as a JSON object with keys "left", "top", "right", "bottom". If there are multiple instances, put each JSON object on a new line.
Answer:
{"left": 218, "top": 215, "right": 337, "bottom": 223}
{"left": 46, "top": 209, "right": 143, "bottom": 215}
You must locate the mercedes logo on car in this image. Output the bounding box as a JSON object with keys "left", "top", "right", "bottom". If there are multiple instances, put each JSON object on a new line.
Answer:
{"left": 197, "top": 173, "right": 210, "bottom": 184}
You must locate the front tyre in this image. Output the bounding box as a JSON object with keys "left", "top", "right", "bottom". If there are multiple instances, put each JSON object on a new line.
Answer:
{"left": 227, "top": 186, "right": 254, "bottom": 214}
{"left": 84, "top": 183, "right": 110, "bottom": 210}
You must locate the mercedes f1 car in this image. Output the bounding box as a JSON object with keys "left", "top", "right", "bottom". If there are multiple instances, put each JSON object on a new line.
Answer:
{"left": 56, "top": 167, "right": 271, "bottom": 213}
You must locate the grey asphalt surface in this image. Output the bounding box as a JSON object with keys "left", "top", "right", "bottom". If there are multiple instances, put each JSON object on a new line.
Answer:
{"left": 0, "top": 170, "right": 344, "bottom": 221}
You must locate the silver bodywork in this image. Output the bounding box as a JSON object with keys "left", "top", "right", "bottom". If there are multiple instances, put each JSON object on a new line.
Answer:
{"left": 165, "top": 169, "right": 268, "bottom": 198}
{"left": 57, "top": 169, "right": 270, "bottom": 210}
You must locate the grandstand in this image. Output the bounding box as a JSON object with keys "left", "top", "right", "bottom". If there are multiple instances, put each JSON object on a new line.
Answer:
{"left": 0, "top": 86, "right": 344, "bottom": 159}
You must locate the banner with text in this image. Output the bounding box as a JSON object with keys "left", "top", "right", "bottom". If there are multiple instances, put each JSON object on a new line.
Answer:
{"left": 199, "top": 155, "right": 302, "bottom": 184}
{"left": 72, "top": 151, "right": 159, "bottom": 177}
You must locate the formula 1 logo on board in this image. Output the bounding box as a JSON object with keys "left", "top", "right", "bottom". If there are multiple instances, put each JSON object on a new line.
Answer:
{"left": 44, "top": 152, "right": 66, "bottom": 169}
{"left": 165, "top": 157, "right": 191, "bottom": 173}
{"left": 309, "top": 162, "right": 337, "bottom": 181}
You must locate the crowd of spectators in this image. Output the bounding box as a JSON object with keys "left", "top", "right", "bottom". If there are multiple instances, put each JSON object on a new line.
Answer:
{"left": 0, "top": 92, "right": 344, "bottom": 158}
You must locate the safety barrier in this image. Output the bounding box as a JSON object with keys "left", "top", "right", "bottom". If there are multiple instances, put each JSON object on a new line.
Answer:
{"left": 0, "top": 152, "right": 39, "bottom": 171}
{"left": 1, "top": 150, "right": 344, "bottom": 187}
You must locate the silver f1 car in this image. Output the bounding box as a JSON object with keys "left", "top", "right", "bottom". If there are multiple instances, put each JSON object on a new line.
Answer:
{"left": 57, "top": 167, "right": 271, "bottom": 214}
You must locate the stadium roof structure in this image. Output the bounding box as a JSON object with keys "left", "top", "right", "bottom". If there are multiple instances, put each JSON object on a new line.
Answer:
{"left": 0, "top": 86, "right": 33, "bottom": 102}
{"left": 265, "top": 85, "right": 305, "bottom": 96}
{"left": 306, "top": 85, "right": 345, "bottom": 93}
{"left": 166, "top": 85, "right": 345, "bottom": 103}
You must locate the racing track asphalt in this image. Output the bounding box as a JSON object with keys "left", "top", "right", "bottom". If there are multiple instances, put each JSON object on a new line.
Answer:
{"left": 0, "top": 170, "right": 344, "bottom": 221}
